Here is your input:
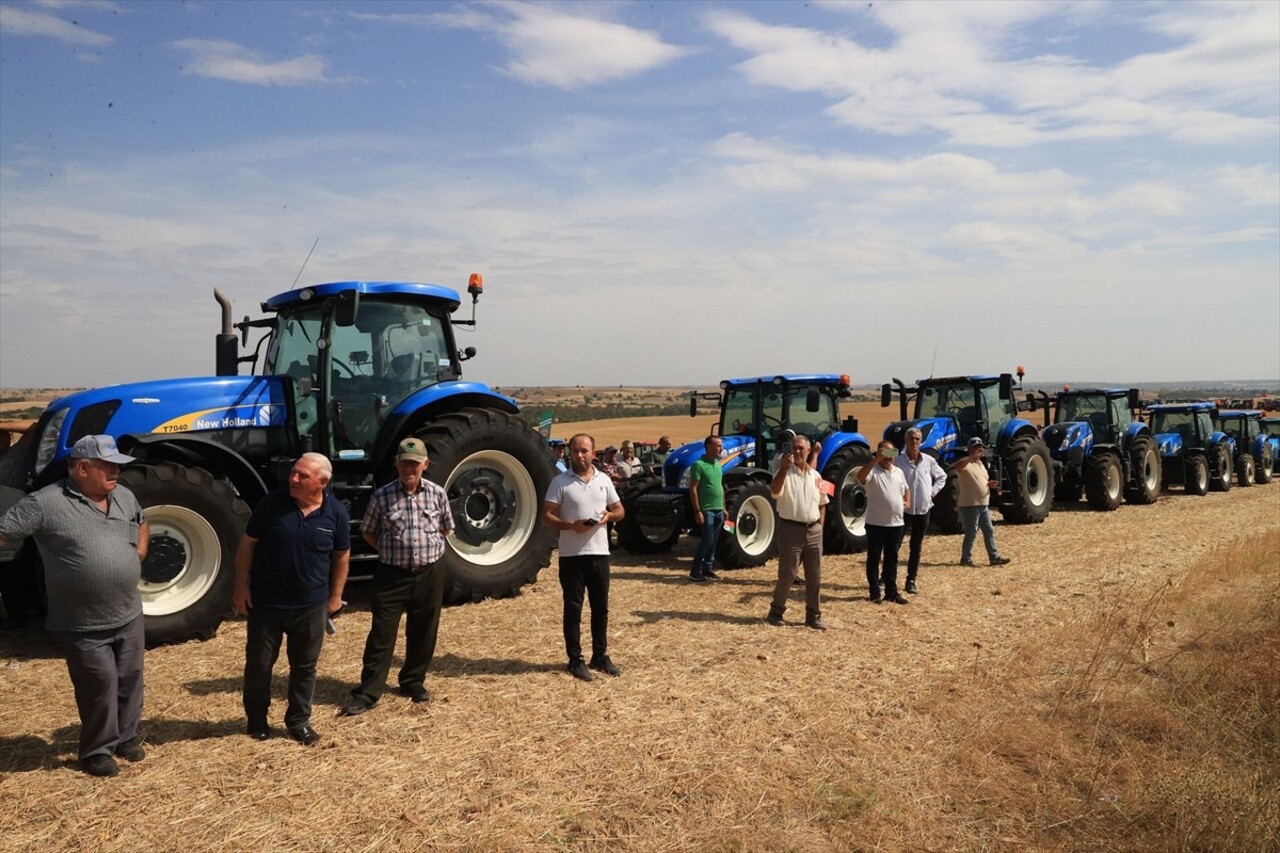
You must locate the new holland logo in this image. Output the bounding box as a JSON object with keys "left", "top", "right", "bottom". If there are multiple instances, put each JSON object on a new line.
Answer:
{"left": 257, "top": 405, "right": 285, "bottom": 426}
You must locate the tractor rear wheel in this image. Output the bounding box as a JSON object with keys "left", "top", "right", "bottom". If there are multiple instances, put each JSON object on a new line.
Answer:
{"left": 930, "top": 473, "right": 963, "bottom": 534}
{"left": 821, "top": 445, "right": 871, "bottom": 553}
{"left": 1209, "top": 444, "right": 1232, "bottom": 492}
{"left": 1235, "top": 452, "right": 1255, "bottom": 487}
{"left": 1185, "top": 455, "right": 1209, "bottom": 496}
{"left": 1084, "top": 451, "right": 1123, "bottom": 511}
{"left": 715, "top": 480, "right": 777, "bottom": 568}
{"left": 616, "top": 476, "right": 680, "bottom": 554}
{"left": 1257, "top": 449, "right": 1274, "bottom": 484}
{"left": 1124, "top": 436, "right": 1161, "bottom": 505}
{"left": 119, "top": 463, "right": 250, "bottom": 646}
{"left": 416, "top": 409, "right": 555, "bottom": 603}
{"left": 1000, "top": 436, "right": 1053, "bottom": 524}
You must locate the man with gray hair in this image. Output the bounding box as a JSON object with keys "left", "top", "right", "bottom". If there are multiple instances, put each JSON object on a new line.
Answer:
{"left": 0, "top": 435, "right": 149, "bottom": 777}
{"left": 894, "top": 427, "right": 947, "bottom": 594}
{"left": 234, "top": 452, "right": 350, "bottom": 746}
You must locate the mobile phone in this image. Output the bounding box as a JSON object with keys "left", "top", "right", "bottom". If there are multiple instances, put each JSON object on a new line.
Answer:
{"left": 582, "top": 518, "right": 598, "bottom": 527}
{"left": 881, "top": 448, "right": 899, "bottom": 459}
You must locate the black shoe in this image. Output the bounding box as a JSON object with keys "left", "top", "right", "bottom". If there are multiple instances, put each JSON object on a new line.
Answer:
{"left": 885, "top": 595, "right": 910, "bottom": 606}
{"left": 341, "top": 700, "right": 372, "bottom": 717}
{"left": 689, "top": 573, "right": 708, "bottom": 583}
{"left": 82, "top": 754, "right": 119, "bottom": 777}
{"left": 567, "top": 660, "right": 594, "bottom": 681}
{"left": 287, "top": 724, "right": 321, "bottom": 746}
{"left": 589, "top": 656, "right": 621, "bottom": 677}
{"left": 115, "top": 738, "right": 145, "bottom": 762}
{"left": 246, "top": 718, "right": 270, "bottom": 741}
{"left": 905, "top": 579, "right": 918, "bottom": 594}
{"left": 990, "top": 556, "right": 1011, "bottom": 566}
{"left": 804, "top": 616, "right": 827, "bottom": 631}
{"left": 869, "top": 591, "right": 883, "bottom": 603}
{"left": 960, "top": 559, "right": 976, "bottom": 567}
{"left": 703, "top": 569, "right": 720, "bottom": 580}
{"left": 399, "top": 683, "right": 430, "bottom": 703}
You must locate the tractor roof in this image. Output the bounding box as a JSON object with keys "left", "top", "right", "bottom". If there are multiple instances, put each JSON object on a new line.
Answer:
{"left": 263, "top": 281, "right": 462, "bottom": 313}
{"left": 722, "top": 374, "right": 849, "bottom": 388}
{"left": 1216, "top": 409, "right": 1264, "bottom": 418}
{"left": 1056, "top": 387, "right": 1132, "bottom": 398}
{"left": 1148, "top": 401, "right": 1217, "bottom": 412}
{"left": 917, "top": 375, "right": 1002, "bottom": 386}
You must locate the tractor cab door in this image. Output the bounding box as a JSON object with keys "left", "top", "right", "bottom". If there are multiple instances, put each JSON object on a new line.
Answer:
{"left": 265, "top": 306, "right": 325, "bottom": 450}
{"left": 784, "top": 383, "right": 839, "bottom": 444}
{"left": 976, "top": 382, "right": 1015, "bottom": 445}
{"left": 1193, "top": 412, "right": 1214, "bottom": 446}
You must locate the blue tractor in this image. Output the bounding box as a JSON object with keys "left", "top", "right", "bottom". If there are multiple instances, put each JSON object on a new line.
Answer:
{"left": 1034, "top": 387, "right": 1161, "bottom": 510}
{"left": 0, "top": 277, "right": 556, "bottom": 645}
{"left": 1263, "top": 416, "right": 1280, "bottom": 463}
{"left": 1146, "top": 402, "right": 1234, "bottom": 496}
{"left": 617, "top": 374, "right": 873, "bottom": 565}
{"left": 1213, "top": 409, "right": 1275, "bottom": 486}
{"left": 880, "top": 372, "right": 1054, "bottom": 533}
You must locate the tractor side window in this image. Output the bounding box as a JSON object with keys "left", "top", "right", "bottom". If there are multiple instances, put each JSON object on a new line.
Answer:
{"left": 918, "top": 386, "right": 946, "bottom": 419}
{"left": 722, "top": 388, "right": 754, "bottom": 436}
{"left": 1195, "top": 413, "right": 1213, "bottom": 441}
{"left": 1109, "top": 398, "right": 1128, "bottom": 430}
{"left": 266, "top": 310, "right": 324, "bottom": 380}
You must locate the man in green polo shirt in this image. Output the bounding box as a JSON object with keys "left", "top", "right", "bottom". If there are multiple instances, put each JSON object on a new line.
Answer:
{"left": 688, "top": 436, "right": 725, "bottom": 582}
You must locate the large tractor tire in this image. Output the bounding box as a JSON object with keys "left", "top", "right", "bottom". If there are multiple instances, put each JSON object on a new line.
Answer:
{"left": 821, "top": 445, "right": 871, "bottom": 553}
{"left": 1000, "top": 436, "right": 1053, "bottom": 524}
{"left": 930, "top": 472, "right": 963, "bottom": 534}
{"left": 417, "top": 409, "right": 555, "bottom": 603}
{"left": 1234, "top": 453, "right": 1255, "bottom": 487}
{"left": 616, "top": 476, "right": 681, "bottom": 554}
{"left": 1184, "top": 455, "right": 1209, "bottom": 496}
{"left": 1124, "top": 436, "right": 1161, "bottom": 505}
{"left": 1209, "top": 444, "right": 1232, "bottom": 492}
{"left": 715, "top": 480, "right": 777, "bottom": 569}
{"left": 119, "top": 463, "right": 250, "bottom": 647}
{"left": 1084, "top": 451, "right": 1123, "bottom": 511}
{"left": 1257, "top": 450, "right": 1274, "bottom": 485}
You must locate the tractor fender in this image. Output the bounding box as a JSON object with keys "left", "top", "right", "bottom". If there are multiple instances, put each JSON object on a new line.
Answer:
{"left": 814, "top": 432, "right": 870, "bottom": 471}
{"left": 996, "top": 419, "right": 1040, "bottom": 452}
{"left": 115, "top": 433, "right": 268, "bottom": 505}
{"left": 1122, "top": 421, "right": 1151, "bottom": 446}
{"left": 1208, "top": 431, "right": 1233, "bottom": 456}
{"left": 377, "top": 383, "right": 519, "bottom": 463}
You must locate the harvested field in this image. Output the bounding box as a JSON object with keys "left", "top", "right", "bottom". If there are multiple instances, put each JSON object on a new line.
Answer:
{"left": 2, "top": 478, "right": 1277, "bottom": 851}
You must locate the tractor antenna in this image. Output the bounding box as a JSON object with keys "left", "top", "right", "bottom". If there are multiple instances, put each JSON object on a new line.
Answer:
{"left": 290, "top": 238, "right": 320, "bottom": 291}
{"left": 929, "top": 347, "right": 938, "bottom": 378}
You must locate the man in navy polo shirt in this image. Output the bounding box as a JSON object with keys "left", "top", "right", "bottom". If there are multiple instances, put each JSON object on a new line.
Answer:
{"left": 234, "top": 452, "right": 350, "bottom": 745}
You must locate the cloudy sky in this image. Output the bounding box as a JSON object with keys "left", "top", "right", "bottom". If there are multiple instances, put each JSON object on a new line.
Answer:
{"left": 1, "top": 0, "right": 1277, "bottom": 391}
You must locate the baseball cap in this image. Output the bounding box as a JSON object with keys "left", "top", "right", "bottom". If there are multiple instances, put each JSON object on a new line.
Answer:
{"left": 397, "top": 437, "right": 428, "bottom": 462}
{"left": 604, "top": 445, "right": 618, "bottom": 453}
{"left": 967, "top": 437, "right": 985, "bottom": 449}
{"left": 71, "top": 434, "right": 135, "bottom": 464}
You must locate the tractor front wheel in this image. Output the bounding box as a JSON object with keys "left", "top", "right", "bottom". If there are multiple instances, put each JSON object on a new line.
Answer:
{"left": 1257, "top": 449, "right": 1274, "bottom": 484}
{"left": 715, "top": 480, "right": 777, "bottom": 568}
{"left": 1235, "top": 452, "right": 1255, "bottom": 487}
{"left": 1209, "top": 444, "right": 1232, "bottom": 492}
{"left": 1084, "top": 451, "right": 1123, "bottom": 511}
{"left": 1124, "top": 436, "right": 1161, "bottom": 505}
{"left": 1000, "top": 437, "right": 1053, "bottom": 524}
{"left": 930, "top": 473, "right": 963, "bottom": 534}
{"left": 1185, "top": 455, "right": 1209, "bottom": 496}
{"left": 821, "top": 446, "right": 871, "bottom": 553}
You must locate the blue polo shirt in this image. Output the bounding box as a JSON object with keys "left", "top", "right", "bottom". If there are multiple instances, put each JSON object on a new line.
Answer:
{"left": 246, "top": 488, "right": 351, "bottom": 608}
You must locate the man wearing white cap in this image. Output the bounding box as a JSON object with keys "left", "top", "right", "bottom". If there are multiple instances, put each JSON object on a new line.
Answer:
{"left": 0, "top": 435, "right": 150, "bottom": 777}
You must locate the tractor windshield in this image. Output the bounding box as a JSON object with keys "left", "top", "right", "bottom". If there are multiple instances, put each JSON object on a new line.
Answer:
{"left": 1264, "top": 419, "right": 1280, "bottom": 439}
{"left": 916, "top": 382, "right": 971, "bottom": 422}
{"left": 1058, "top": 395, "right": 1105, "bottom": 424}
{"left": 785, "top": 384, "right": 840, "bottom": 441}
{"left": 1151, "top": 410, "right": 1208, "bottom": 445}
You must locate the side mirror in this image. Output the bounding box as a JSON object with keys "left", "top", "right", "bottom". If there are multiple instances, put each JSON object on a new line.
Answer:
{"left": 335, "top": 290, "right": 360, "bottom": 327}
{"left": 1128, "top": 388, "right": 1141, "bottom": 411}
{"left": 806, "top": 389, "right": 821, "bottom": 413}
{"left": 1024, "top": 393, "right": 1037, "bottom": 412}
{"left": 458, "top": 346, "right": 477, "bottom": 362}
{"left": 689, "top": 394, "right": 697, "bottom": 418}
{"left": 880, "top": 383, "right": 892, "bottom": 408}
{"left": 998, "top": 373, "right": 1013, "bottom": 400}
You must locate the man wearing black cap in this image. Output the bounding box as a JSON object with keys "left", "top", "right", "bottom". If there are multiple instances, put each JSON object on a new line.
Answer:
{"left": 343, "top": 437, "right": 454, "bottom": 715}
{"left": 954, "top": 438, "right": 1011, "bottom": 567}
{"left": 0, "top": 435, "right": 150, "bottom": 777}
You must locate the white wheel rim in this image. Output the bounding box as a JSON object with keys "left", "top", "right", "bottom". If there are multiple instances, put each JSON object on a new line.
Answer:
{"left": 139, "top": 505, "right": 221, "bottom": 616}
{"left": 735, "top": 493, "right": 776, "bottom": 558}
{"left": 444, "top": 449, "right": 538, "bottom": 567}
{"left": 1026, "top": 454, "right": 1050, "bottom": 505}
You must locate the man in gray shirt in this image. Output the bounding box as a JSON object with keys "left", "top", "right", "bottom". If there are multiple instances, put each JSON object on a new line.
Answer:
{"left": 0, "top": 435, "right": 150, "bottom": 778}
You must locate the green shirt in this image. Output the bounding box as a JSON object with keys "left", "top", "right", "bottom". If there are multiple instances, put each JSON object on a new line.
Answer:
{"left": 689, "top": 456, "right": 724, "bottom": 512}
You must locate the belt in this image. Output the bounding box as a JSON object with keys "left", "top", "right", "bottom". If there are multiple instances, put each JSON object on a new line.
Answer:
{"left": 780, "top": 518, "right": 820, "bottom": 529}
{"left": 384, "top": 561, "right": 435, "bottom": 574}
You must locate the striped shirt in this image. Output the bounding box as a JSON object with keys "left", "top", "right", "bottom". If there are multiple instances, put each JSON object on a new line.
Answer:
{"left": 361, "top": 477, "right": 454, "bottom": 569}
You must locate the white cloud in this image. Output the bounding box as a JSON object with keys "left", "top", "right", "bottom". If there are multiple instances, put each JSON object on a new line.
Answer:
{"left": 0, "top": 3, "right": 112, "bottom": 46}
{"left": 1214, "top": 164, "right": 1280, "bottom": 207}
{"left": 172, "top": 39, "right": 348, "bottom": 87}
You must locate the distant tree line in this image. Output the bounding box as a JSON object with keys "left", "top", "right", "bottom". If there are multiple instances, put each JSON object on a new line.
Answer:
{"left": 515, "top": 399, "right": 690, "bottom": 429}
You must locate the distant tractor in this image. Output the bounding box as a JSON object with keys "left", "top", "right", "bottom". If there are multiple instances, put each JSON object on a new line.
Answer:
{"left": 0, "top": 277, "right": 556, "bottom": 646}
{"left": 1213, "top": 409, "right": 1275, "bottom": 486}
{"left": 618, "top": 374, "right": 872, "bottom": 566}
{"left": 1036, "top": 387, "right": 1161, "bottom": 510}
{"left": 1263, "top": 416, "right": 1280, "bottom": 459}
{"left": 881, "top": 372, "right": 1054, "bottom": 533}
{"left": 1146, "top": 402, "right": 1234, "bottom": 496}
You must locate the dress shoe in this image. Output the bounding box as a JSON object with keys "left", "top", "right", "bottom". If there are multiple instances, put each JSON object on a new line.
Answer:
{"left": 689, "top": 573, "right": 708, "bottom": 583}
{"left": 960, "top": 559, "right": 976, "bottom": 567}
{"left": 589, "top": 656, "right": 621, "bottom": 677}
{"left": 246, "top": 718, "right": 270, "bottom": 741}
{"left": 287, "top": 724, "right": 321, "bottom": 746}
{"left": 341, "top": 700, "right": 372, "bottom": 717}
{"left": 905, "top": 579, "right": 918, "bottom": 594}
{"left": 804, "top": 616, "right": 827, "bottom": 631}
{"left": 702, "top": 569, "right": 720, "bottom": 580}
{"left": 115, "top": 738, "right": 145, "bottom": 762}
{"left": 399, "top": 683, "right": 430, "bottom": 703}
{"left": 765, "top": 605, "right": 785, "bottom": 626}
{"left": 990, "top": 556, "right": 1011, "bottom": 566}
{"left": 869, "top": 591, "right": 883, "bottom": 604}
{"left": 885, "top": 595, "right": 910, "bottom": 606}
{"left": 82, "top": 754, "right": 119, "bottom": 777}
{"left": 567, "top": 660, "right": 594, "bottom": 681}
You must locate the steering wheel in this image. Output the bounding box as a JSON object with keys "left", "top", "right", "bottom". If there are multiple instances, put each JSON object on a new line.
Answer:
{"left": 332, "top": 357, "right": 358, "bottom": 378}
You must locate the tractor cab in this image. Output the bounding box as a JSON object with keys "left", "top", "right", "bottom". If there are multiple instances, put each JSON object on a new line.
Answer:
{"left": 881, "top": 373, "right": 1020, "bottom": 458}
{"left": 1149, "top": 403, "right": 1216, "bottom": 455}
{"left": 1053, "top": 389, "right": 1136, "bottom": 444}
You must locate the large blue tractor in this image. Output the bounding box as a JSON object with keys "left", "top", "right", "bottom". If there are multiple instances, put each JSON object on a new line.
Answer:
{"left": 1213, "top": 409, "right": 1275, "bottom": 486}
{"left": 1146, "top": 402, "right": 1234, "bottom": 496}
{"left": 617, "top": 374, "right": 873, "bottom": 566}
{"left": 880, "top": 372, "right": 1054, "bottom": 533}
{"left": 1034, "top": 387, "right": 1161, "bottom": 510}
{"left": 0, "top": 277, "right": 556, "bottom": 645}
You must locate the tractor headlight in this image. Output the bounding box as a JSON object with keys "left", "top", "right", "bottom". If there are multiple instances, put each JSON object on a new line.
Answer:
{"left": 678, "top": 468, "right": 692, "bottom": 489}
{"left": 35, "top": 409, "right": 68, "bottom": 473}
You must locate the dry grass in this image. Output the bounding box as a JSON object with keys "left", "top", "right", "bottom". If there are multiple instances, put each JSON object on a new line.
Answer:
{"left": 2, "top": 470, "right": 1278, "bottom": 851}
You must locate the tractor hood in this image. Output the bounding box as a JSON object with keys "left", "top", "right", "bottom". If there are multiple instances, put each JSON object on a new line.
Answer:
{"left": 1043, "top": 421, "right": 1093, "bottom": 454}
{"left": 884, "top": 417, "right": 957, "bottom": 454}
{"left": 1154, "top": 433, "right": 1183, "bottom": 457}
{"left": 663, "top": 434, "right": 759, "bottom": 491}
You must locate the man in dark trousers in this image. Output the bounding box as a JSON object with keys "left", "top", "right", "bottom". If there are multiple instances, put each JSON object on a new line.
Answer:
{"left": 234, "top": 452, "right": 350, "bottom": 745}
{"left": 858, "top": 440, "right": 911, "bottom": 605}
{"left": 343, "top": 438, "right": 454, "bottom": 715}
{"left": 0, "top": 435, "right": 150, "bottom": 777}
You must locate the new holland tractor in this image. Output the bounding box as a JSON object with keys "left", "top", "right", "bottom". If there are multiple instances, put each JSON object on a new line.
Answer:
{"left": 1034, "top": 387, "right": 1161, "bottom": 510}
{"left": 1146, "top": 402, "right": 1234, "bottom": 496}
{"left": 1213, "top": 409, "right": 1275, "bottom": 486}
{"left": 0, "top": 277, "right": 556, "bottom": 645}
{"left": 617, "top": 374, "right": 872, "bottom": 566}
{"left": 880, "top": 372, "right": 1054, "bottom": 533}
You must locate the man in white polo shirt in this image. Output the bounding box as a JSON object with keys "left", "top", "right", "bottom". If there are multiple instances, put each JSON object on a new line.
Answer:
{"left": 542, "top": 434, "right": 624, "bottom": 681}
{"left": 858, "top": 440, "right": 911, "bottom": 605}
{"left": 766, "top": 434, "right": 829, "bottom": 630}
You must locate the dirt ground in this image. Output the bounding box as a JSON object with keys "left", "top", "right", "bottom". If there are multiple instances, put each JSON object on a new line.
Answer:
{"left": 2, "top": 468, "right": 1277, "bottom": 851}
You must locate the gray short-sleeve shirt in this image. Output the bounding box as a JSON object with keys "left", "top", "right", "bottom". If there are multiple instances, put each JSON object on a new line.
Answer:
{"left": 0, "top": 479, "right": 145, "bottom": 632}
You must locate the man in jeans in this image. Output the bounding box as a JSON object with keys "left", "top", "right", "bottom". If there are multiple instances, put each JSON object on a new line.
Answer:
{"left": 857, "top": 440, "right": 911, "bottom": 605}
{"left": 954, "top": 438, "right": 1012, "bottom": 567}
{"left": 688, "top": 435, "right": 724, "bottom": 582}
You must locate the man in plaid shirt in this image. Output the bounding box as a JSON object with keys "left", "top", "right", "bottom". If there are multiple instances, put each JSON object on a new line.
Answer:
{"left": 343, "top": 438, "right": 454, "bottom": 715}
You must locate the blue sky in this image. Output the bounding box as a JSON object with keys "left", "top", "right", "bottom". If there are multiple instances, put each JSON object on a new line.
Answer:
{"left": 1, "top": 0, "right": 1277, "bottom": 390}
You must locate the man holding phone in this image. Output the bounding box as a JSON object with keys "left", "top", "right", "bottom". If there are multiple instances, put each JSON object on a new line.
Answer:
{"left": 857, "top": 440, "right": 911, "bottom": 605}
{"left": 767, "top": 434, "right": 829, "bottom": 630}
{"left": 542, "top": 434, "right": 624, "bottom": 681}
{"left": 955, "top": 438, "right": 1011, "bottom": 567}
